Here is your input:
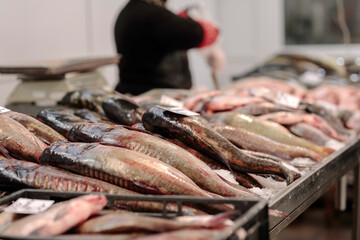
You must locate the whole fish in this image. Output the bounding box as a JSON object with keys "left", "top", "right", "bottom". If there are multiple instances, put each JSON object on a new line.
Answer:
{"left": 242, "top": 150, "right": 286, "bottom": 163}
{"left": 59, "top": 88, "right": 116, "bottom": 113}
{"left": 164, "top": 138, "right": 263, "bottom": 189}
{"left": 0, "top": 114, "right": 47, "bottom": 162}
{"left": 202, "top": 95, "right": 264, "bottom": 113}
{"left": 259, "top": 111, "right": 347, "bottom": 142}
{"left": 133, "top": 229, "right": 221, "bottom": 240}
{"left": 76, "top": 211, "right": 232, "bottom": 234}
{"left": 37, "top": 109, "right": 89, "bottom": 136}
{"left": 210, "top": 123, "right": 322, "bottom": 162}
{"left": 5, "top": 111, "right": 66, "bottom": 145}
{"left": 183, "top": 91, "right": 222, "bottom": 111}
{"left": 302, "top": 101, "right": 352, "bottom": 136}
{"left": 39, "top": 142, "right": 217, "bottom": 198}
{"left": 205, "top": 112, "right": 334, "bottom": 158}
{"left": 0, "top": 156, "right": 201, "bottom": 215}
{"left": 290, "top": 123, "right": 334, "bottom": 146}
{"left": 102, "top": 97, "right": 143, "bottom": 126}
{"left": 234, "top": 102, "right": 294, "bottom": 116}
{"left": 142, "top": 107, "right": 300, "bottom": 184}
{"left": 67, "top": 123, "right": 255, "bottom": 198}
{"left": 2, "top": 194, "right": 107, "bottom": 237}
{"left": 74, "top": 109, "right": 113, "bottom": 124}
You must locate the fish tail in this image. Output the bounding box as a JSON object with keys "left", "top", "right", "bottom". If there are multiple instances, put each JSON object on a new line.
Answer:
{"left": 319, "top": 146, "right": 335, "bottom": 158}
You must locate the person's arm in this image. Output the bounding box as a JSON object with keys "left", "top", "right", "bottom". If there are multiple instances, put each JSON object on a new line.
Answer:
{"left": 150, "top": 7, "right": 218, "bottom": 50}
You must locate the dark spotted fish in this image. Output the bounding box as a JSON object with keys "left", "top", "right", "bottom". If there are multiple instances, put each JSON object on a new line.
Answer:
{"left": 102, "top": 97, "right": 143, "bottom": 126}
{"left": 67, "top": 123, "right": 255, "bottom": 198}
{"left": 37, "top": 109, "right": 89, "bottom": 136}
{"left": 142, "top": 107, "right": 300, "bottom": 184}
{"left": 0, "top": 156, "right": 201, "bottom": 215}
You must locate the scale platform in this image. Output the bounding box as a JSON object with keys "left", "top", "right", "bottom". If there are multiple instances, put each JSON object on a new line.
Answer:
{"left": 0, "top": 56, "right": 119, "bottom": 115}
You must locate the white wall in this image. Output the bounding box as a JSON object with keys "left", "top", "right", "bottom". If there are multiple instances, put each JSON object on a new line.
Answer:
{"left": 0, "top": 0, "right": 284, "bottom": 105}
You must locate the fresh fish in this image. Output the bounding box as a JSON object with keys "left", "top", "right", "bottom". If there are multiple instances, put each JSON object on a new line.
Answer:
{"left": 164, "top": 138, "right": 263, "bottom": 189}
{"left": 183, "top": 91, "right": 222, "bottom": 111}
{"left": 76, "top": 211, "right": 232, "bottom": 234}
{"left": 67, "top": 123, "right": 255, "bottom": 198}
{"left": 59, "top": 88, "right": 116, "bottom": 113}
{"left": 5, "top": 111, "right": 66, "bottom": 145}
{"left": 202, "top": 95, "right": 264, "bottom": 113}
{"left": 102, "top": 97, "right": 143, "bottom": 126}
{"left": 74, "top": 109, "right": 113, "bottom": 124}
{"left": 290, "top": 123, "right": 334, "bottom": 146}
{"left": 142, "top": 107, "right": 300, "bottom": 184}
{"left": 205, "top": 112, "right": 334, "bottom": 158}
{"left": 0, "top": 212, "right": 23, "bottom": 233}
{"left": 0, "top": 114, "right": 47, "bottom": 162}
{"left": 210, "top": 123, "right": 321, "bottom": 162}
{"left": 260, "top": 111, "right": 347, "bottom": 142}
{"left": 0, "top": 156, "right": 201, "bottom": 215}
{"left": 132, "top": 229, "right": 221, "bottom": 240}
{"left": 39, "top": 142, "right": 217, "bottom": 198}
{"left": 37, "top": 109, "right": 89, "bottom": 136}
{"left": 234, "top": 102, "right": 294, "bottom": 116}
{"left": 302, "top": 102, "right": 352, "bottom": 136}
{"left": 2, "top": 194, "right": 107, "bottom": 237}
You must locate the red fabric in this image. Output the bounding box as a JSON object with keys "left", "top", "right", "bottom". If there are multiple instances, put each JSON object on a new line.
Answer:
{"left": 177, "top": 9, "right": 188, "bottom": 18}
{"left": 196, "top": 20, "right": 219, "bottom": 48}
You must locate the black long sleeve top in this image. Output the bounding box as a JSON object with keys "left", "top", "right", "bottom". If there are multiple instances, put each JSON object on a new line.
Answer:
{"left": 114, "top": 0, "right": 204, "bottom": 95}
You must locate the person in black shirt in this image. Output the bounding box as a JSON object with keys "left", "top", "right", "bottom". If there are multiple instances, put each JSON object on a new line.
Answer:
{"left": 114, "top": 0, "right": 220, "bottom": 95}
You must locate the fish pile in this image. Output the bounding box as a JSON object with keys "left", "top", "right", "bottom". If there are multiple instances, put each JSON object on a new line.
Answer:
{"left": 0, "top": 194, "right": 236, "bottom": 239}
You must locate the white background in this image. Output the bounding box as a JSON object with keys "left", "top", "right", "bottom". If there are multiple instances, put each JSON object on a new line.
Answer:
{"left": 0, "top": 0, "right": 358, "bottom": 106}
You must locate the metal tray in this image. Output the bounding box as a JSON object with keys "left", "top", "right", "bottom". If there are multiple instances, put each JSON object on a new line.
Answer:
{"left": 0, "top": 189, "right": 268, "bottom": 240}
{"left": 269, "top": 135, "right": 360, "bottom": 238}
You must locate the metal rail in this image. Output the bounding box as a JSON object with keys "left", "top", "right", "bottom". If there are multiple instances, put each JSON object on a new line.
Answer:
{"left": 268, "top": 136, "right": 360, "bottom": 239}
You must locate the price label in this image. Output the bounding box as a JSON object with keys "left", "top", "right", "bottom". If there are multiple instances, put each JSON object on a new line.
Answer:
{"left": 274, "top": 92, "right": 301, "bottom": 109}
{"left": 0, "top": 106, "right": 10, "bottom": 114}
{"left": 157, "top": 106, "right": 199, "bottom": 117}
{"left": 160, "top": 95, "right": 184, "bottom": 108}
{"left": 4, "top": 198, "right": 55, "bottom": 214}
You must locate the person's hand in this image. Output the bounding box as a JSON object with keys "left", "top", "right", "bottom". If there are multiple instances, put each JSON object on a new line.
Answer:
{"left": 206, "top": 45, "right": 226, "bottom": 72}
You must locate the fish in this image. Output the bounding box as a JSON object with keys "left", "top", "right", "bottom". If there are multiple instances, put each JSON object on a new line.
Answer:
{"left": 242, "top": 150, "right": 286, "bottom": 163}
{"left": 76, "top": 210, "right": 233, "bottom": 234}
{"left": 59, "top": 88, "right": 116, "bottom": 113}
{"left": 142, "top": 107, "right": 300, "bottom": 184}
{"left": 201, "top": 95, "right": 264, "bottom": 113}
{"left": 0, "top": 211, "right": 23, "bottom": 233}
{"left": 37, "top": 109, "right": 89, "bottom": 136}
{"left": 210, "top": 123, "right": 322, "bottom": 162}
{"left": 5, "top": 111, "right": 66, "bottom": 145}
{"left": 302, "top": 101, "right": 352, "bottom": 136}
{"left": 234, "top": 101, "right": 294, "bottom": 116}
{"left": 102, "top": 97, "right": 143, "bottom": 126}
{"left": 164, "top": 138, "right": 263, "bottom": 189}
{"left": 259, "top": 111, "right": 347, "bottom": 142}
{"left": 39, "top": 142, "right": 218, "bottom": 198}
{"left": 74, "top": 109, "right": 114, "bottom": 124}
{"left": 205, "top": 112, "right": 334, "bottom": 158}
{"left": 67, "top": 123, "right": 255, "bottom": 198}
{"left": 0, "top": 156, "right": 201, "bottom": 215}
{"left": 183, "top": 91, "right": 222, "bottom": 111}
{"left": 2, "top": 194, "right": 107, "bottom": 237}
{"left": 0, "top": 114, "right": 47, "bottom": 162}
{"left": 346, "top": 111, "right": 360, "bottom": 132}
{"left": 132, "top": 229, "right": 222, "bottom": 240}
{"left": 289, "top": 123, "right": 334, "bottom": 146}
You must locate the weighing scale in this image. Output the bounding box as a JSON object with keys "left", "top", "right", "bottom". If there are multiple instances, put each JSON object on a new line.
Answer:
{"left": 0, "top": 56, "right": 120, "bottom": 115}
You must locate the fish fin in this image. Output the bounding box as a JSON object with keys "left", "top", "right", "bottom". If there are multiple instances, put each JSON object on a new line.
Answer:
{"left": 0, "top": 143, "right": 12, "bottom": 159}
{"left": 319, "top": 146, "right": 335, "bottom": 157}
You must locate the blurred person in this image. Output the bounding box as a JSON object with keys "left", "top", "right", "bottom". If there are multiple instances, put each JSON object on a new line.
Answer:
{"left": 114, "top": 0, "right": 224, "bottom": 95}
